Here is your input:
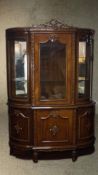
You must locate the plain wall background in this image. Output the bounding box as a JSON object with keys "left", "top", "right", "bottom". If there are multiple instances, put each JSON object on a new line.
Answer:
{"left": 0, "top": 0, "right": 98, "bottom": 115}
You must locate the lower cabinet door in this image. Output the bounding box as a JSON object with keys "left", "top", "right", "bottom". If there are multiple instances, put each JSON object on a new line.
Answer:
{"left": 34, "top": 109, "right": 74, "bottom": 147}
{"left": 9, "top": 108, "right": 33, "bottom": 143}
{"left": 77, "top": 106, "right": 95, "bottom": 145}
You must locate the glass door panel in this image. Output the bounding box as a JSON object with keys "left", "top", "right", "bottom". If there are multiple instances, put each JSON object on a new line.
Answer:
{"left": 14, "top": 41, "right": 27, "bottom": 96}
{"left": 78, "top": 41, "right": 86, "bottom": 97}
{"left": 78, "top": 40, "right": 90, "bottom": 99}
{"left": 40, "top": 40, "right": 66, "bottom": 100}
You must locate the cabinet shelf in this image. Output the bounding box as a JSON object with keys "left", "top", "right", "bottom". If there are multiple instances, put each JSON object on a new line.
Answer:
{"left": 78, "top": 77, "right": 85, "bottom": 81}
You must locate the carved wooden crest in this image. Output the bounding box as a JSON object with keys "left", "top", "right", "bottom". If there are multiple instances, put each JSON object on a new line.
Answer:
{"left": 32, "top": 19, "right": 73, "bottom": 30}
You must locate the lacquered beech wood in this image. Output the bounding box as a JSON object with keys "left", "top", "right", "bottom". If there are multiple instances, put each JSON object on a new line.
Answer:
{"left": 6, "top": 19, "right": 95, "bottom": 162}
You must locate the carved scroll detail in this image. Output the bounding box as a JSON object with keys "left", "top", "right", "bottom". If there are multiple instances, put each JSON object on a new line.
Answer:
{"left": 80, "top": 110, "right": 92, "bottom": 132}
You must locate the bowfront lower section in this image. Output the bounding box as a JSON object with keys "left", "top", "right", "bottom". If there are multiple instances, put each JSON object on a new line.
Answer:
{"left": 8, "top": 104, "right": 95, "bottom": 162}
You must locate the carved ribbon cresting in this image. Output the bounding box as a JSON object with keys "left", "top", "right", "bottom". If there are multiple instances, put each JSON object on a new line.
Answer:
{"left": 32, "top": 19, "right": 72, "bottom": 30}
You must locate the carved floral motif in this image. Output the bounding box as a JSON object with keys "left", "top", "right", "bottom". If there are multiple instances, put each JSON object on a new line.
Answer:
{"left": 49, "top": 125, "right": 59, "bottom": 136}
{"left": 14, "top": 122, "right": 22, "bottom": 134}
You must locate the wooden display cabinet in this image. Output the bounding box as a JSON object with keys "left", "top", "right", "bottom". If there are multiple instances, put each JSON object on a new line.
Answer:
{"left": 6, "top": 19, "right": 95, "bottom": 162}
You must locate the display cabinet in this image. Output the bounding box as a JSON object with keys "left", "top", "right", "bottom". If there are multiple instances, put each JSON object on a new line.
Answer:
{"left": 6, "top": 19, "right": 95, "bottom": 162}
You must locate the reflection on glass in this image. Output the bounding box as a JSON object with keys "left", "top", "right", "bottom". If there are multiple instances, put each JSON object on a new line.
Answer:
{"left": 40, "top": 40, "right": 66, "bottom": 100}
{"left": 78, "top": 80, "right": 85, "bottom": 95}
{"left": 79, "top": 42, "right": 86, "bottom": 63}
{"left": 78, "top": 41, "right": 86, "bottom": 97}
{"left": 14, "top": 41, "right": 27, "bottom": 96}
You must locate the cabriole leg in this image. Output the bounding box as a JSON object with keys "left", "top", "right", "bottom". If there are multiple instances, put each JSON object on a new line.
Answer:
{"left": 72, "top": 150, "right": 77, "bottom": 162}
{"left": 10, "top": 147, "right": 14, "bottom": 156}
{"left": 33, "top": 151, "right": 38, "bottom": 163}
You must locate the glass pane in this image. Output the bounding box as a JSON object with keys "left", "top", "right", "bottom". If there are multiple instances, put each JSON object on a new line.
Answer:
{"left": 40, "top": 40, "right": 66, "bottom": 100}
{"left": 78, "top": 41, "right": 86, "bottom": 98}
{"left": 14, "top": 41, "right": 27, "bottom": 96}
{"left": 79, "top": 42, "right": 86, "bottom": 63}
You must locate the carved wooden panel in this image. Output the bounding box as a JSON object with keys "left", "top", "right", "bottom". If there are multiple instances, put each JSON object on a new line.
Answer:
{"left": 77, "top": 107, "right": 94, "bottom": 144}
{"left": 9, "top": 108, "right": 32, "bottom": 142}
{"left": 34, "top": 109, "right": 74, "bottom": 147}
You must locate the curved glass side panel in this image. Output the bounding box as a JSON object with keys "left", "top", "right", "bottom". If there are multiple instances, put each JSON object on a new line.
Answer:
{"left": 14, "top": 41, "right": 27, "bottom": 96}
{"left": 78, "top": 42, "right": 86, "bottom": 97}
{"left": 78, "top": 40, "right": 91, "bottom": 99}
{"left": 40, "top": 40, "right": 66, "bottom": 100}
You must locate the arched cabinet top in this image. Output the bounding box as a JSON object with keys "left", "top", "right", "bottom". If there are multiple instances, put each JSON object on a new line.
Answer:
{"left": 6, "top": 19, "right": 95, "bottom": 34}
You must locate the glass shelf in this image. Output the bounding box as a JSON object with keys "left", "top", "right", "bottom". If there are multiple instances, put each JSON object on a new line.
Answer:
{"left": 78, "top": 77, "right": 85, "bottom": 81}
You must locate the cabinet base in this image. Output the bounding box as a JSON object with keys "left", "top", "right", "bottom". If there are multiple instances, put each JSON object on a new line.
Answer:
{"left": 9, "top": 145, "right": 95, "bottom": 163}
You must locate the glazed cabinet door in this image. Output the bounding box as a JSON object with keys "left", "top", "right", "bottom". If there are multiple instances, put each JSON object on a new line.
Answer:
{"left": 34, "top": 109, "right": 74, "bottom": 147}
{"left": 6, "top": 31, "right": 31, "bottom": 103}
{"left": 34, "top": 33, "right": 74, "bottom": 105}
{"left": 77, "top": 32, "right": 94, "bottom": 102}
